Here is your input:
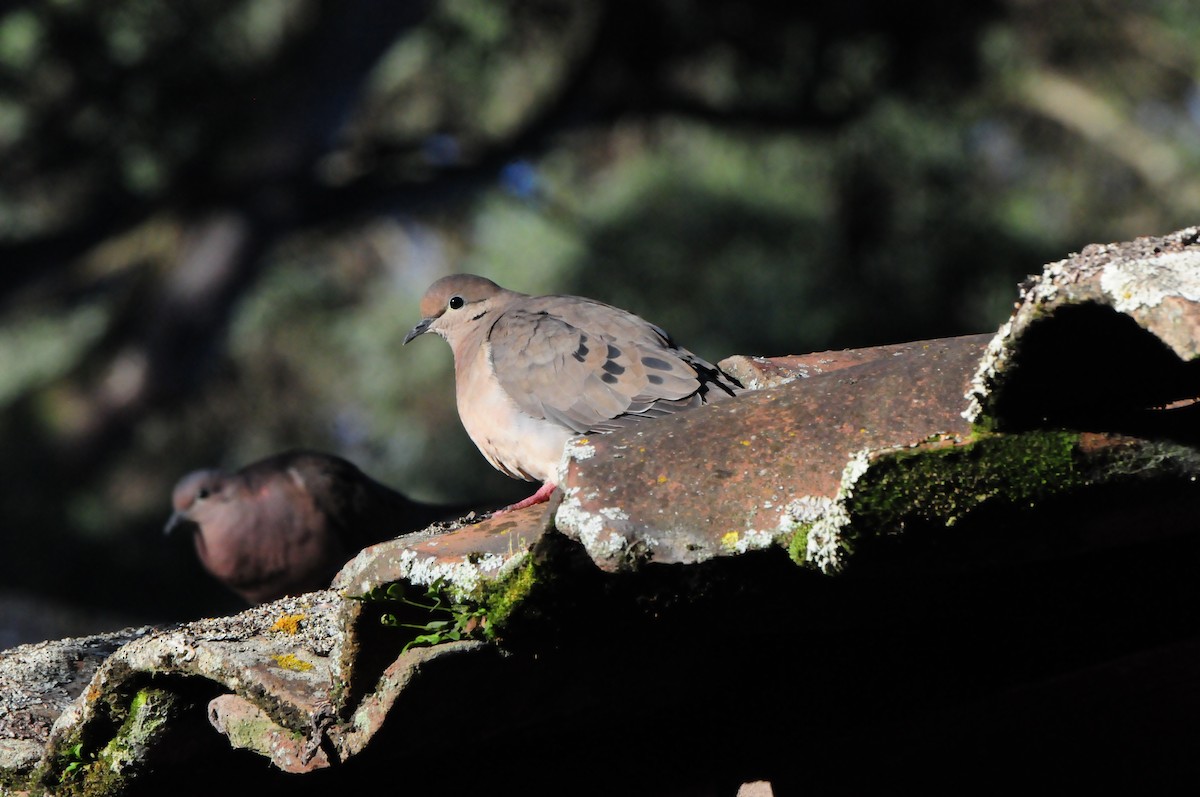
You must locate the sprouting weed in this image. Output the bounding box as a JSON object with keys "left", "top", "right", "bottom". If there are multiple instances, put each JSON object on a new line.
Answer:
{"left": 350, "top": 577, "right": 489, "bottom": 652}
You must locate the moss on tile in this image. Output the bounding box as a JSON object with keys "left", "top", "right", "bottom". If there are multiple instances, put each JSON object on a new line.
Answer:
{"left": 785, "top": 523, "right": 812, "bottom": 566}
{"left": 798, "top": 429, "right": 1200, "bottom": 571}
{"left": 40, "top": 686, "right": 184, "bottom": 797}
{"left": 218, "top": 710, "right": 305, "bottom": 756}
{"left": 479, "top": 556, "right": 539, "bottom": 635}
{"left": 850, "top": 430, "right": 1086, "bottom": 530}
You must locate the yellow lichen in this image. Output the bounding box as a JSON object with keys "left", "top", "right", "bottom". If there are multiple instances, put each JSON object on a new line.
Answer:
{"left": 271, "top": 613, "right": 305, "bottom": 634}
{"left": 271, "top": 653, "right": 313, "bottom": 672}
{"left": 720, "top": 531, "right": 740, "bottom": 551}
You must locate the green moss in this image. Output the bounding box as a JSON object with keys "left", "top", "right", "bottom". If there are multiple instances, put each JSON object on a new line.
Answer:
{"left": 791, "top": 430, "right": 1094, "bottom": 570}
{"left": 127, "top": 688, "right": 149, "bottom": 716}
{"left": 31, "top": 699, "right": 107, "bottom": 794}
{"left": 970, "top": 416, "right": 1000, "bottom": 435}
{"left": 786, "top": 523, "right": 812, "bottom": 566}
{"left": 94, "top": 688, "right": 177, "bottom": 789}
{"left": 40, "top": 687, "right": 185, "bottom": 796}
{"left": 479, "top": 557, "right": 539, "bottom": 634}
{"left": 798, "top": 428, "right": 1200, "bottom": 572}
{"left": 846, "top": 430, "right": 1085, "bottom": 530}
{"left": 219, "top": 712, "right": 304, "bottom": 754}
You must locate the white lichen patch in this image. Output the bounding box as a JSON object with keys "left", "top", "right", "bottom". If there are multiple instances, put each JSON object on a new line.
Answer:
{"left": 394, "top": 548, "right": 527, "bottom": 602}
{"left": 564, "top": 436, "right": 596, "bottom": 461}
{"left": 1099, "top": 250, "right": 1200, "bottom": 312}
{"left": 598, "top": 505, "right": 629, "bottom": 522}
{"left": 473, "top": 552, "right": 509, "bottom": 575}
{"left": 579, "top": 526, "right": 630, "bottom": 560}
{"left": 719, "top": 528, "right": 776, "bottom": 554}
{"left": 494, "top": 548, "right": 532, "bottom": 580}
{"left": 963, "top": 317, "right": 1015, "bottom": 423}
{"left": 777, "top": 496, "right": 834, "bottom": 529}
{"left": 805, "top": 449, "right": 873, "bottom": 572}
{"left": 841, "top": 447, "right": 872, "bottom": 484}
{"left": 556, "top": 437, "right": 597, "bottom": 485}
{"left": 554, "top": 491, "right": 633, "bottom": 561}
{"left": 1026, "top": 265, "right": 1060, "bottom": 304}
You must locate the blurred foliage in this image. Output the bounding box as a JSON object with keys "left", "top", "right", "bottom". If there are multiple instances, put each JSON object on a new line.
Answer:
{"left": 1, "top": 0, "right": 1199, "bottom": 639}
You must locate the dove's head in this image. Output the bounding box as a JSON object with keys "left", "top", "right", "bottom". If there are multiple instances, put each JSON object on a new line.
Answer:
{"left": 404, "top": 274, "right": 511, "bottom": 347}
{"left": 164, "top": 468, "right": 232, "bottom": 536}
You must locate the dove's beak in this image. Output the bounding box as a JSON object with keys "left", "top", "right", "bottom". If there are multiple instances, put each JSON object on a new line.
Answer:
{"left": 403, "top": 318, "right": 433, "bottom": 345}
{"left": 163, "top": 511, "right": 194, "bottom": 537}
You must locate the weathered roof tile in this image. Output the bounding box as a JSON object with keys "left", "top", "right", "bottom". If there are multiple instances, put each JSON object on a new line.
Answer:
{"left": 555, "top": 335, "right": 990, "bottom": 571}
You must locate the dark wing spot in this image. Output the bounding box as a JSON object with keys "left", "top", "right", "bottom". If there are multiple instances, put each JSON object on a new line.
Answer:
{"left": 573, "top": 335, "right": 590, "bottom": 363}
{"left": 642, "top": 356, "right": 672, "bottom": 370}
{"left": 602, "top": 360, "right": 625, "bottom": 375}
{"left": 647, "top": 374, "right": 664, "bottom": 385}
{"left": 607, "top": 344, "right": 621, "bottom": 360}
{"left": 601, "top": 373, "right": 619, "bottom": 384}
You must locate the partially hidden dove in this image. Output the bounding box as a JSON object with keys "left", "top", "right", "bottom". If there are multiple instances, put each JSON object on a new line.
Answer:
{"left": 164, "top": 450, "right": 461, "bottom": 604}
{"left": 403, "top": 274, "right": 743, "bottom": 511}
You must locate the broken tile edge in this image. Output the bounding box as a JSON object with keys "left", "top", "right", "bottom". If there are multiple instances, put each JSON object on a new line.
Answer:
{"left": 965, "top": 229, "right": 1200, "bottom": 424}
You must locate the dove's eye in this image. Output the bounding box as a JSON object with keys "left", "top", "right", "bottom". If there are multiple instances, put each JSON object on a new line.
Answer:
{"left": 197, "top": 488, "right": 211, "bottom": 500}
{"left": 449, "top": 296, "right": 465, "bottom": 310}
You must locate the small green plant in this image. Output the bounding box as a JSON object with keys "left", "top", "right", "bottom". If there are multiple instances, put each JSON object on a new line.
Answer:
{"left": 353, "top": 577, "right": 489, "bottom": 652}
{"left": 60, "top": 741, "right": 91, "bottom": 781}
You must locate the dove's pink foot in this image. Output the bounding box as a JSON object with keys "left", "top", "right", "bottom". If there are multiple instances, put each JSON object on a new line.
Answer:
{"left": 495, "top": 481, "right": 557, "bottom": 514}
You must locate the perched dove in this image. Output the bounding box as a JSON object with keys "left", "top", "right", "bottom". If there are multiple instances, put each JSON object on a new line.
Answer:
{"left": 403, "top": 274, "right": 743, "bottom": 510}
{"left": 164, "top": 450, "right": 458, "bottom": 604}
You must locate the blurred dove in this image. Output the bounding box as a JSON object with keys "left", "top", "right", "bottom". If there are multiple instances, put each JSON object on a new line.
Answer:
{"left": 403, "top": 274, "right": 743, "bottom": 511}
{"left": 165, "top": 450, "right": 459, "bottom": 604}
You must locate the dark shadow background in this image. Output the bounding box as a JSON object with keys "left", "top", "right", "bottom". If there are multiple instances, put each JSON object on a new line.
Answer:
{"left": 2, "top": 0, "right": 1199, "bottom": 643}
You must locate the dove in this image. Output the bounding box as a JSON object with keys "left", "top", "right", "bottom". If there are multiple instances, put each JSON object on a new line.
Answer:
{"left": 164, "top": 450, "right": 459, "bottom": 604}
{"left": 403, "top": 274, "right": 743, "bottom": 511}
